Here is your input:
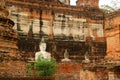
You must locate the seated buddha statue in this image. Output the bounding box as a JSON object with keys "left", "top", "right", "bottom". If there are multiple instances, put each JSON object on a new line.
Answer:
{"left": 35, "top": 38, "right": 51, "bottom": 61}
{"left": 61, "top": 49, "right": 71, "bottom": 62}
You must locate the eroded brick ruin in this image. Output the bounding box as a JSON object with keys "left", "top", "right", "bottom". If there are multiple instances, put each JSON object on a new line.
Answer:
{"left": 0, "top": 0, "right": 18, "bottom": 59}
{"left": 5, "top": 0, "right": 106, "bottom": 59}
{"left": 0, "top": 0, "right": 119, "bottom": 79}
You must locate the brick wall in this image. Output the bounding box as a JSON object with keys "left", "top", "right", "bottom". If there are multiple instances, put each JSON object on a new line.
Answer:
{"left": 0, "top": 61, "right": 26, "bottom": 77}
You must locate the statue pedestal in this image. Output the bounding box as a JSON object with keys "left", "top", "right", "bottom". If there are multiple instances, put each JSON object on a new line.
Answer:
{"left": 82, "top": 59, "right": 90, "bottom": 63}
{"left": 61, "top": 58, "right": 71, "bottom": 62}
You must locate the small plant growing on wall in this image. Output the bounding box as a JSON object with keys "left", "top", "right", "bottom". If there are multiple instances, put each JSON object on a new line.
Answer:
{"left": 26, "top": 63, "right": 32, "bottom": 76}
{"left": 34, "top": 57, "right": 57, "bottom": 76}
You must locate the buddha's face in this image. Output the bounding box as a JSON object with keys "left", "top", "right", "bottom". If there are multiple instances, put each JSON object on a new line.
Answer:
{"left": 39, "top": 43, "right": 46, "bottom": 51}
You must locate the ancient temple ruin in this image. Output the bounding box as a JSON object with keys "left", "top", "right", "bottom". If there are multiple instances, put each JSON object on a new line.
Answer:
{"left": 0, "top": 0, "right": 119, "bottom": 79}
{"left": 5, "top": 0, "right": 106, "bottom": 60}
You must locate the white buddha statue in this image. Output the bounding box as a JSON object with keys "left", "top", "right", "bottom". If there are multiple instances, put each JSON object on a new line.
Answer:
{"left": 82, "top": 52, "right": 90, "bottom": 63}
{"left": 35, "top": 38, "right": 51, "bottom": 61}
{"left": 61, "top": 49, "right": 71, "bottom": 62}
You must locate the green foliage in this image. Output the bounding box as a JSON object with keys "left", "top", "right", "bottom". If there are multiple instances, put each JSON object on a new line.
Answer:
{"left": 101, "top": 5, "right": 115, "bottom": 13}
{"left": 27, "top": 63, "right": 32, "bottom": 69}
{"left": 100, "top": 0, "right": 120, "bottom": 12}
{"left": 34, "top": 57, "right": 57, "bottom": 76}
{"left": 26, "top": 63, "right": 32, "bottom": 76}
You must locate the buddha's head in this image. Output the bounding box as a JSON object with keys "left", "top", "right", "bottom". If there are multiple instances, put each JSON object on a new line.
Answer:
{"left": 39, "top": 38, "right": 46, "bottom": 52}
